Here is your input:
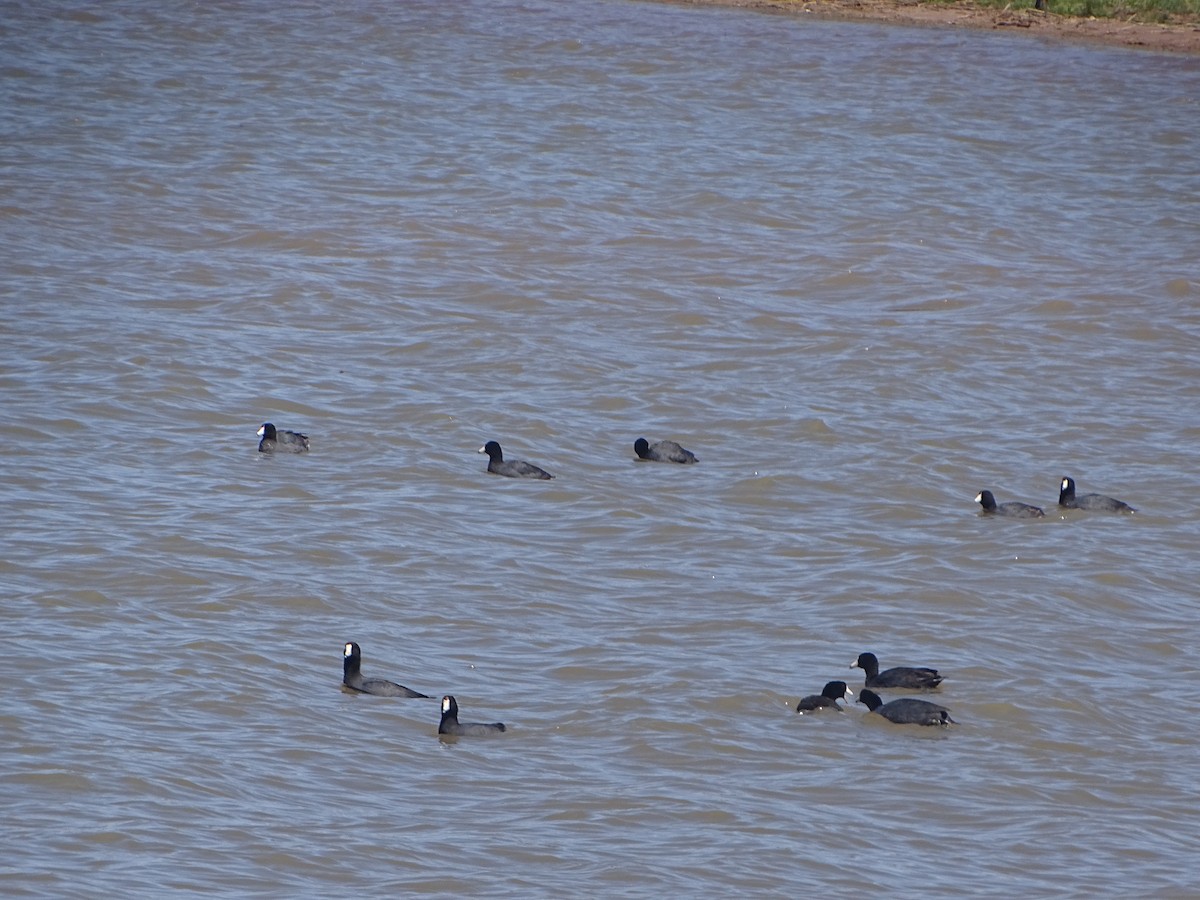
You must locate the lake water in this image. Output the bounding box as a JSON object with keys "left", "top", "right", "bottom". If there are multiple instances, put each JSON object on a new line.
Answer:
{"left": 3, "top": 0, "right": 1199, "bottom": 896}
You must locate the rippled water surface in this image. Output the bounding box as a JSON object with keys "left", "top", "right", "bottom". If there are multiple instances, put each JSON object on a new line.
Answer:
{"left": 3, "top": 0, "right": 1200, "bottom": 895}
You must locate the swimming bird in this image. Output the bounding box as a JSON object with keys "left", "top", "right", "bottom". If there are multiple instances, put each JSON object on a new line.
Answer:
{"left": 1058, "top": 476, "right": 1134, "bottom": 513}
{"left": 342, "top": 642, "right": 428, "bottom": 698}
{"left": 438, "top": 695, "right": 506, "bottom": 736}
{"left": 257, "top": 422, "right": 309, "bottom": 453}
{"left": 851, "top": 652, "right": 943, "bottom": 690}
{"left": 975, "top": 490, "right": 1045, "bottom": 519}
{"left": 634, "top": 437, "right": 698, "bottom": 464}
{"left": 857, "top": 689, "right": 955, "bottom": 726}
{"left": 796, "top": 680, "right": 853, "bottom": 714}
{"left": 478, "top": 441, "right": 553, "bottom": 479}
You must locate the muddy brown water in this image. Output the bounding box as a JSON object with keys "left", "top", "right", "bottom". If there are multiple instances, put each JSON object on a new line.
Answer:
{"left": 3, "top": 1, "right": 1199, "bottom": 896}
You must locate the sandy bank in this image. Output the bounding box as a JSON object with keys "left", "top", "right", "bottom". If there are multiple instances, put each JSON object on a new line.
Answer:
{"left": 659, "top": 0, "right": 1200, "bottom": 53}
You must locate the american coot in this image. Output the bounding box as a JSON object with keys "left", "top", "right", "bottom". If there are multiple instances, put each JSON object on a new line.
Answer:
{"left": 1058, "top": 476, "right": 1135, "bottom": 513}
{"left": 438, "top": 695, "right": 506, "bottom": 736}
{"left": 478, "top": 441, "right": 553, "bottom": 479}
{"left": 858, "top": 689, "right": 956, "bottom": 726}
{"left": 634, "top": 437, "right": 698, "bottom": 464}
{"left": 257, "top": 422, "right": 309, "bottom": 453}
{"left": 796, "top": 680, "right": 853, "bottom": 714}
{"left": 342, "top": 642, "right": 428, "bottom": 698}
{"left": 851, "top": 652, "right": 943, "bottom": 690}
{"left": 975, "top": 490, "right": 1045, "bottom": 519}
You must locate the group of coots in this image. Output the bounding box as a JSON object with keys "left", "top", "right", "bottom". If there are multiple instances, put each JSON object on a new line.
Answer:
{"left": 266, "top": 423, "right": 1134, "bottom": 733}
{"left": 259, "top": 423, "right": 1134, "bottom": 521}
{"left": 797, "top": 651, "right": 954, "bottom": 727}
{"left": 348, "top": 641, "right": 957, "bottom": 734}
{"left": 975, "top": 477, "right": 1135, "bottom": 518}
{"left": 348, "top": 639, "right": 958, "bottom": 735}
{"left": 258, "top": 422, "right": 698, "bottom": 477}
{"left": 343, "top": 642, "right": 506, "bottom": 736}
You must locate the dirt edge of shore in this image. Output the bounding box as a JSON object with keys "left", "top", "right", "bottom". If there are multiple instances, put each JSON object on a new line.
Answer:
{"left": 661, "top": 0, "right": 1200, "bottom": 54}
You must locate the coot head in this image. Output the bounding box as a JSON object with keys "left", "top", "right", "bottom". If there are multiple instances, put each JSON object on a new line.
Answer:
{"left": 851, "top": 652, "right": 881, "bottom": 678}
{"left": 975, "top": 490, "right": 998, "bottom": 512}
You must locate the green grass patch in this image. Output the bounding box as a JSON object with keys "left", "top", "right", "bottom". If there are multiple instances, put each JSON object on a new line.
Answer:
{"left": 964, "top": 0, "right": 1200, "bottom": 23}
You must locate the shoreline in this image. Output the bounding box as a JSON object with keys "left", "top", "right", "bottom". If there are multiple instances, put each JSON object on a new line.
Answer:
{"left": 658, "top": 0, "right": 1200, "bottom": 54}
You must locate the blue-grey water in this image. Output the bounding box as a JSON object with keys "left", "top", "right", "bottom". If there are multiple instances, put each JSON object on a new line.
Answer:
{"left": 3, "top": 0, "right": 1200, "bottom": 896}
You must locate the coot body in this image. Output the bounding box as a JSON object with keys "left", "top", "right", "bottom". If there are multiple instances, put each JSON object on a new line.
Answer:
{"left": 976, "top": 490, "right": 1044, "bottom": 519}
{"left": 851, "top": 652, "right": 943, "bottom": 690}
{"left": 634, "top": 437, "right": 698, "bottom": 464}
{"left": 438, "top": 695, "right": 506, "bottom": 735}
{"left": 796, "top": 680, "right": 853, "bottom": 714}
{"left": 478, "top": 441, "right": 553, "bottom": 479}
{"left": 858, "top": 689, "right": 955, "bottom": 726}
{"left": 1058, "top": 477, "right": 1134, "bottom": 513}
{"left": 342, "top": 642, "right": 427, "bottom": 698}
{"left": 258, "top": 422, "right": 309, "bottom": 453}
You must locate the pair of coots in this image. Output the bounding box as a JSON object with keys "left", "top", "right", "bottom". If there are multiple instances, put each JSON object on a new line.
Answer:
{"left": 479, "top": 436, "right": 699, "bottom": 479}
{"left": 257, "top": 422, "right": 309, "bottom": 453}
{"left": 851, "top": 651, "right": 952, "bottom": 726}
{"left": 796, "top": 682, "right": 954, "bottom": 727}
{"left": 976, "top": 477, "right": 1134, "bottom": 517}
{"left": 342, "top": 642, "right": 505, "bottom": 736}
